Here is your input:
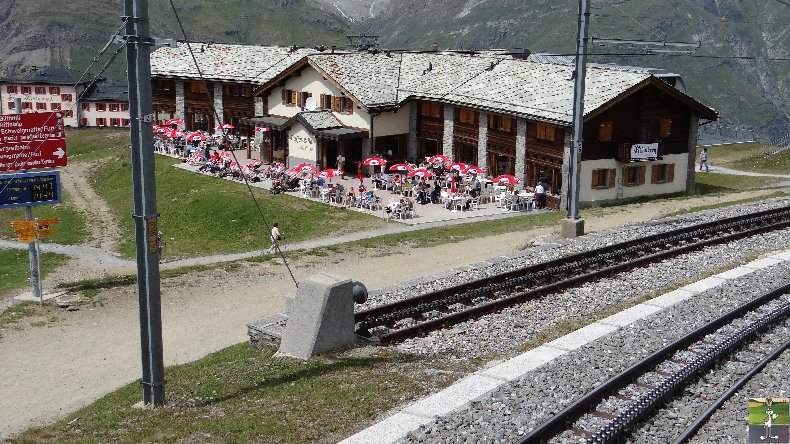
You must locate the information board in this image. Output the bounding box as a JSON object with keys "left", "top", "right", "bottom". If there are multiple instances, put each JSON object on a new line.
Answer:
{"left": 0, "top": 112, "right": 67, "bottom": 171}
{"left": 0, "top": 170, "right": 61, "bottom": 208}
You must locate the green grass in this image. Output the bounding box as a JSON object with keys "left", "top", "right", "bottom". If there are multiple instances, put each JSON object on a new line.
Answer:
{"left": 14, "top": 344, "right": 463, "bottom": 444}
{"left": 90, "top": 153, "right": 390, "bottom": 259}
{"left": 0, "top": 188, "right": 88, "bottom": 244}
{"left": 748, "top": 400, "right": 790, "bottom": 426}
{"left": 0, "top": 250, "right": 70, "bottom": 298}
{"left": 64, "top": 128, "right": 131, "bottom": 162}
{"left": 693, "top": 172, "right": 784, "bottom": 194}
{"left": 729, "top": 149, "right": 790, "bottom": 175}
{"left": 697, "top": 143, "right": 790, "bottom": 175}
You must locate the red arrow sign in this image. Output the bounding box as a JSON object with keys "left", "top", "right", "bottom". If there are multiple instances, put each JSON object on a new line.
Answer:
{"left": 0, "top": 139, "right": 68, "bottom": 171}
{"left": 0, "top": 112, "right": 67, "bottom": 172}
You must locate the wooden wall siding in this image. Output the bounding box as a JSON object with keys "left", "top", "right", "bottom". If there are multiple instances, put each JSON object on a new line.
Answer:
{"left": 152, "top": 79, "right": 176, "bottom": 99}
{"left": 582, "top": 84, "right": 693, "bottom": 161}
{"left": 184, "top": 82, "right": 213, "bottom": 102}
{"left": 418, "top": 117, "right": 444, "bottom": 141}
{"left": 222, "top": 95, "right": 254, "bottom": 117}
{"left": 526, "top": 123, "right": 565, "bottom": 155}
{"left": 487, "top": 130, "right": 517, "bottom": 157}
{"left": 453, "top": 125, "right": 478, "bottom": 146}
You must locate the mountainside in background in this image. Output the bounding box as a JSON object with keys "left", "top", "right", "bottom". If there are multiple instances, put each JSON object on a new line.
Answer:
{"left": 1, "top": 0, "right": 787, "bottom": 140}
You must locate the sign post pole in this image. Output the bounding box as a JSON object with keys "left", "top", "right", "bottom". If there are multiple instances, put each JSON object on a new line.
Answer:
{"left": 24, "top": 206, "right": 43, "bottom": 304}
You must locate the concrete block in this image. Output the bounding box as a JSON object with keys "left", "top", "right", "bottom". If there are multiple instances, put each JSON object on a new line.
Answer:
{"left": 598, "top": 303, "right": 663, "bottom": 327}
{"left": 339, "top": 412, "right": 428, "bottom": 444}
{"left": 276, "top": 273, "right": 356, "bottom": 359}
{"left": 545, "top": 322, "right": 618, "bottom": 351}
{"left": 481, "top": 345, "right": 567, "bottom": 381}
{"left": 743, "top": 257, "right": 783, "bottom": 270}
{"left": 645, "top": 288, "right": 695, "bottom": 308}
{"left": 402, "top": 374, "right": 503, "bottom": 418}
{"left": 716, "top": 266, "right": 756, "bottom": 281}
{"left": 560, "top": 218, "right": 585, "bottom": 238}
{"left": 684, "top": 276, "right": 726, "bottom": 293}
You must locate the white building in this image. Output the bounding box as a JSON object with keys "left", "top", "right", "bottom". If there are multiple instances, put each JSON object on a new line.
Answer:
{"left": 0, "top": 67, "right": 129, "bottom": 128}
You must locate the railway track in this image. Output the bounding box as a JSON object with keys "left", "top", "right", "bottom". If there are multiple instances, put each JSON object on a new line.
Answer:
{"left": 516, "top": 282, "right": 790, "bottom": 444}
{"left": 355, "top": 206, "right": 790, "bottom": 344}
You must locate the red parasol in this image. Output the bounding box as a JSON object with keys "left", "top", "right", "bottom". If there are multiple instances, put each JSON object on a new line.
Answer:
{"left": 492, "top": 174, "right": 521, "bottom": 184}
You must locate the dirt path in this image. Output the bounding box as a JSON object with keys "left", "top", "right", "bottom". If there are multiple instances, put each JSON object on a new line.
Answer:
{"left": 0, "top": 188, "right": 785, "bottom": 439}
{"left": 59, "top": 160, "right": 122, "bottom": 252}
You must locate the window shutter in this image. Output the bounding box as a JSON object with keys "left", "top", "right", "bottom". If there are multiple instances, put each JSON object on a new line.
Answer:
{"left": 609, "top": 169, "right": 616, "bottom": 188}
{"left": 639, "top": 166, "right": 646, "bottom": 185}
{"left": 591, "top": 169, "right": 599, "bottom": 188}
{"left": 291, "top": 91, "right": 299, "bottom": 107}
{"left": 651, "top": 165, "right": 659, "bottom": 184}
{"left": 320, "top": 94, "right": 325, "bottom": 109}
{"left": 332, "top": 97, "right": 341, "bottom": 113}
{"left": 281, "top": 89, "right": 286, "bottom": 105}
{"left": 667, "top": 164, "right": 675, "bottom": 183}
{"left": 502, "top": 117, "right": 512, "bottom": 132}
{"left": 347, "top": 98, "right": 353, "bottom": 114}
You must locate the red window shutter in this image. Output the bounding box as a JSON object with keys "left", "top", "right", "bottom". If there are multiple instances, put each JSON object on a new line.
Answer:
{"left": 667, "top": 164, "right": 675, "bottom": 183}
{"left": 639, "top": 166, "right": 646, "bottom": 185}
{"left": 608, "top": 169, "right": 616, "bottom": 188}
{"left": 591, "top": 169, "right": 599, "bottom": 188}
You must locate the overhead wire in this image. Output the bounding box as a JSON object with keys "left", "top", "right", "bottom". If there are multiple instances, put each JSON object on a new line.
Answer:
{"left": 165, "top": 0, "right": 299, "bottom": 288}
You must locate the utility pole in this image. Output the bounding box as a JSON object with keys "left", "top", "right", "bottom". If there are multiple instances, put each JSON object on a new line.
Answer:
{"left": 561, "top": 0, "right": 590, "bottom": 238}
{"left": 124, "top": 0, "right": 165, "bottom": 406}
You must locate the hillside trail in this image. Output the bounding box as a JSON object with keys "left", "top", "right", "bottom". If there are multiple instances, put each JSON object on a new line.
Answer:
{"left": 42, "top": 160, "right": 126, "bottom": 283}
{"left": 0, "top": 182, "right": 785, "bottom": 439}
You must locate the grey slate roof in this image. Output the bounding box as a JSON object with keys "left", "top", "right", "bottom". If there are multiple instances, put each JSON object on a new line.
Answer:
{"left": 296, "top": 111, "right": 343, "bottom": 130}
{"left": 306, "top": 51, "right": 653, "bottom": 125}
{"left": 82, "top": 82, "right": 128, "bottom": 102}
{"left": 150, "top": 42, "right": 313, "bottom": 85}
{"left": 0, "top": 67, "right": 91, "bottom": 85}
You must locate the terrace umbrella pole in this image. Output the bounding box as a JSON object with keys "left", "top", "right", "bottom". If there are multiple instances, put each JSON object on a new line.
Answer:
{"left": 124, "top": 0, "right": 166, "bottom": 406}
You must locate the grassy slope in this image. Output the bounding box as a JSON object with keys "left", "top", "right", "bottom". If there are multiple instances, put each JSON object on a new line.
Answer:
{"left": 90, "top": 153, "right": 389, "bottom": 259}
{"left": 14, "top": 344, "right": 467, "bottom": 444}
{"left": 0, "top": 250, "right": 69, "bottom": 298}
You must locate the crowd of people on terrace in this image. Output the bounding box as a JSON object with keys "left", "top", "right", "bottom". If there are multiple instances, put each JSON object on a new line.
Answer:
{"left": 151, "top": 121, "right": 550, "bottom": 217}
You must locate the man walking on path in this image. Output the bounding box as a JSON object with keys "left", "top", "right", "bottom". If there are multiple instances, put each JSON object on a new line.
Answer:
{"left": 268, "top": 223, "right": 282, "bottom": 254}
{"left": 699, "top": 147, "right": 709, "bottom": 172}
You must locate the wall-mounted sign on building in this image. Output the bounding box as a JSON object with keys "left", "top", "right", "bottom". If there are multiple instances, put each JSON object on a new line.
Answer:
{"left": 631, "top": 143, "right": 659, "bottom": 160}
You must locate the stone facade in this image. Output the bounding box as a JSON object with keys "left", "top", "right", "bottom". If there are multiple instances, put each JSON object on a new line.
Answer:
{"left": 515, "top": 118, "right": 527, "bottom": 181}
{"left": 477, "top": 111, "right": 488, "bottom": 168}
{"left": 443, "top": 105, "right": 454, "bottom": 160}
{"left": 408, "top": 102, "right": 418, "bottom": 161}
{"left": 213, "top": 83, "right": 224, "bottom": 128}
{"left": 174, "top": 80, "right": 185, "bottom": 128}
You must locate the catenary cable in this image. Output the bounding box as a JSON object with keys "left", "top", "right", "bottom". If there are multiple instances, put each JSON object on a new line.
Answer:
{"left": 166, "top": 0, "right": 299, "bottom": 288}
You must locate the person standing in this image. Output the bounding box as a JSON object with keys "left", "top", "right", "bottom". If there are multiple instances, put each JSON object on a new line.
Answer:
{"left": 268, "top": 223, "right": 281, "bottom": 254}
{"left": 699, "top": 147, "right": 709, "bottom": 172}
{"left": 336, "top": 153, "right": 345, "bottom": 178}
{"left": 535, "top": 181, "right": 546, "bottom": 209}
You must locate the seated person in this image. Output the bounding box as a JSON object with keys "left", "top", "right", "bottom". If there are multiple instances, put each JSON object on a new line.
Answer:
{"left": 342, "top": 189, "right": 355, "bottom": 208}
{"left": 430, "top": 182, "right": 442, "bottom": 203}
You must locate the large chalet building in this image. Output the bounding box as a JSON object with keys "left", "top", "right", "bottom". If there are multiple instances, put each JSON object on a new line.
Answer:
{"left": 0, "top": 67, "right": 130, "bottom": 128}
{"left": 150, "top": 42, "right": 719, "bottom": 210}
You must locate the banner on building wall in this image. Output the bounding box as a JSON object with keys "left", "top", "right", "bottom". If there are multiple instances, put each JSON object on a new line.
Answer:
{"left": 631, "top": 143, "right": 658, "bottom": 160}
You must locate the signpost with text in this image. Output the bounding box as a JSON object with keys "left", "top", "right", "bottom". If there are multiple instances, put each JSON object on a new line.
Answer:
{"left": 0, "top": 112, "right": 67, "bottom": 171}
{"left": 0, "top": 111, "right": 67, "bottom": 304}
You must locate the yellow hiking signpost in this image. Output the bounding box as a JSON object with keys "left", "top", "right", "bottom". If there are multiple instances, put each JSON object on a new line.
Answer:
{"left": 10, "top": 217, "right": 60, "bottom": 242}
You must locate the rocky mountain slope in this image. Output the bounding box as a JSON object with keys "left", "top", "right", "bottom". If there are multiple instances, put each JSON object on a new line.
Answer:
{"left": 1, "top": 0, "right": 787, "bottom": 140}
